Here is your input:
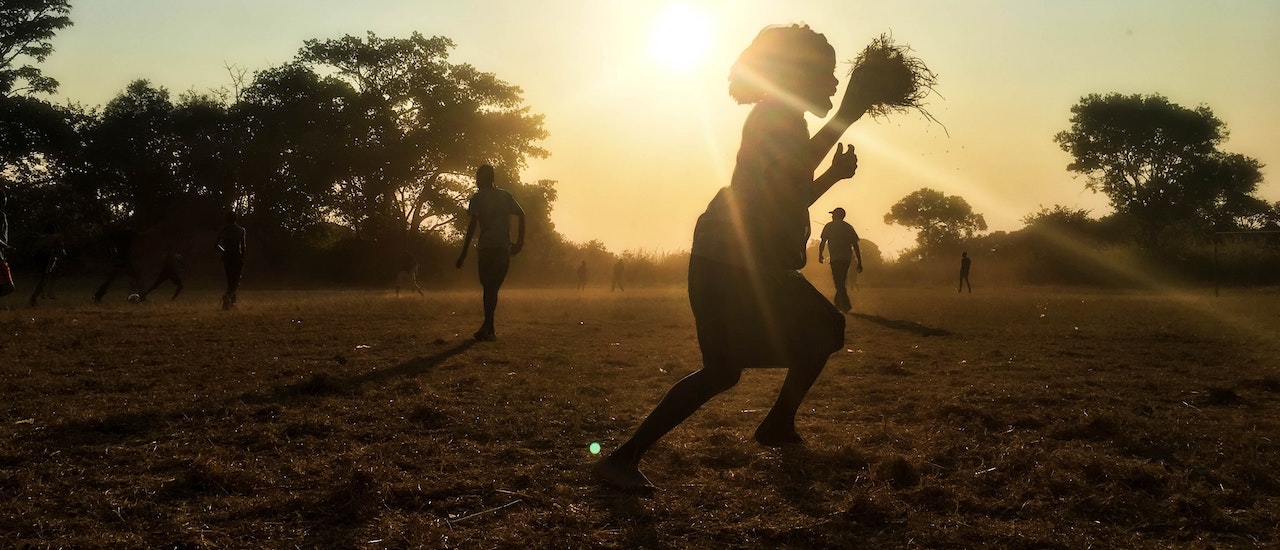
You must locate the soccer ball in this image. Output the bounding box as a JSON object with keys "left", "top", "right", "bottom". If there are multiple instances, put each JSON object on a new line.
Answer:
{"left": 127, "top": 293, "right": 142, "bottom": 304}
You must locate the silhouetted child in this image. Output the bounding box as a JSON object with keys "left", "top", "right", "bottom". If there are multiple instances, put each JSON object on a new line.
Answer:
{"left": 818, "top": 207, "right": 862, "bottom": 312}
{"left": 958, "top": 251, "right": 971, "bottom": 293}
{"left": 455, "top": 165, "right": 526, "bottom": 341}
{"left": 577, "top": 261, "right": 588, "bottom": 291}
{"left": 611, "top": 259, "right": 625, "bottom": 292}
{"left": 595, "top": 24, "right": 871, "bottom": 490}
{"left": 142, "top": 247, "right": 184, "bottom": 301}
{"left": 0, "top": 189, "right": 13, "bottom": 298}
{"left": 93, "top": 223, "right": 142, "bottom": 303}
{"left": 216, "top": 212, "right": 247, "bottom": 310}
{"left": 396, "top": 251, "right": 425, "bottom": 296}
{"left": 29, "top": 222, "right": 66, "bottom": 306}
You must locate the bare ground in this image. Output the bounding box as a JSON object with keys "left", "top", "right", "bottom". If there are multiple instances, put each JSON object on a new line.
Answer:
{"left": 1, "top": 284, "right": 1278, "bottom": 548}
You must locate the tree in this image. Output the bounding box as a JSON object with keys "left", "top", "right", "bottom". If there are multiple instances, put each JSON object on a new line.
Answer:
{"left": 297, "top": 32, "right": 549, "bottom": 236}
{"left": 884, "top": 188, "right": 987, "bottom": 258}
{"left": 0, "top": 0, "right": 76, "bottom": 207}
{"left": 0, "top": 0, "right": 72, "bottom": 96}
{"left": 1054, "top": 93, "right": 1266, "bottom": 247}
{"left": 80, "top": 80, "right": 181, "bottom": 224}
{"left": 234, "top": 63, "right": 371, "bottom": 235}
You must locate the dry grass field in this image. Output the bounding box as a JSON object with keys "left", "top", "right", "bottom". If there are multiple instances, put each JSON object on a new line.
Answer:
{"left": 1, "top": 283, "right": 1278, "bottom": 548}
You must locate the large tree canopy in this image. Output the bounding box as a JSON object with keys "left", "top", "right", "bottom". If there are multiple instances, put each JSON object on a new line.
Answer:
{"left": 884, "top": 188, "right": 987, "bottom": 258}
{"left": 1054, "top": 93, "right": 1266, "bottom": 246}
{"left": 1, "top": 0, "right": 75, "bottom": 190}
{"left": 297, "top": 32, "right": 549, "bottom": 236}
{"left": 0, "top": 0, "right": 72, "bottom": 96}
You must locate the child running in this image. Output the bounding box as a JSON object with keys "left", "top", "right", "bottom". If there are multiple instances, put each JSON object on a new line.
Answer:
{"left": 595, "top": 24, "right": 874, "bottom": 490}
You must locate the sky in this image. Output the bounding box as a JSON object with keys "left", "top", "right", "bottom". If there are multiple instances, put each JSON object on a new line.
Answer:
{"left": 40, "top": 0, "right": 1280, "bottom": 258}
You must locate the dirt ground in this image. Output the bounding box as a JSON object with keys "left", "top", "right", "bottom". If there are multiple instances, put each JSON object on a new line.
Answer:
{"left": 1, "top": 283, "right": 1277, "bottom": 548}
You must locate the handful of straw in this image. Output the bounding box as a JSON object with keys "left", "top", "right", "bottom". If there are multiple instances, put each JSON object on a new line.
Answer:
{"left": 847, "top": 34, "right": 939, "bottom": 122}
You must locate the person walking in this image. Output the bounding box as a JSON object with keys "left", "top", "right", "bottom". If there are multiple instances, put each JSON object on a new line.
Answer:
{"left": 93, "top": 223, "right": 142, "bottom": 303}
{"left": 216, "top": 212, "right": 247, "bottom": 310}
{"left": 141, "top": 246, "right": 185, "bottom": 301}
{"left": 455, "top": 165, "right": 526, "bottom": 341}
{"left": 0, "top": 189, "right": 13, "bottom": 298}
{"left": 29, "top": 222, "right": 66, "bottom": 306}
{"left": 611, "top": 259, "right": 625, "bottom": 292}
{"left": 817, "top": 207, "right": 862, "bottom": 312}
{"left": 396, "top": 251, "right": 425, "bottom": 297}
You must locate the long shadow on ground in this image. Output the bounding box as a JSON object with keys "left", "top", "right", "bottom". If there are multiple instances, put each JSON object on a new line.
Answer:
{"left": 849, "top": 313, "right": 951, "bottom": 337}
{"left": 244, "top": 339, "right": 477, "bottom": 404}
{"left": 33, "top": 339, "right": 478, "bottom": 450}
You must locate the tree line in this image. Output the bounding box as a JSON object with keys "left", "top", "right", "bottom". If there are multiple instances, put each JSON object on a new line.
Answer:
{"left": 3, "top": 2, "right": 1276, "bottom": 290}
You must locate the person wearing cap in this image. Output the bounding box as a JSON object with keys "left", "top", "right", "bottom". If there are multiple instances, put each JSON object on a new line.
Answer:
{"left": 818, "top": 207, "right": 862, "bottom": 312}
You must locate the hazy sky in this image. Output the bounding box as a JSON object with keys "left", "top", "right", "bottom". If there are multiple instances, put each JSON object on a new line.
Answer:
{"left": 42, "top": 1, "right": 1280, "bottom": 257}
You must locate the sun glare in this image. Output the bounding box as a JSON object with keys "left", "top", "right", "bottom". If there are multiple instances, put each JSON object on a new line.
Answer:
{"left": 648, "top": 3, "right": 714, "bottom": 73}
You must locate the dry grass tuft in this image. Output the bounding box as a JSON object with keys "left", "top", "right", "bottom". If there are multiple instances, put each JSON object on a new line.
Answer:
{"left": 848, "top": 34, "right": 940, "bottom": 122}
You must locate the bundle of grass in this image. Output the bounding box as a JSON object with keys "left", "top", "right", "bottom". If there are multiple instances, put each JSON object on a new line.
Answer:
{"left": 848, "top": 34, "right": 940, "bottom": 123}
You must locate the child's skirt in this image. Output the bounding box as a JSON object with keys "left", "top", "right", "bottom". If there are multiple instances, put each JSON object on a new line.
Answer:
{"left": 688, "top": 255, "right": 844, "bottom": 371}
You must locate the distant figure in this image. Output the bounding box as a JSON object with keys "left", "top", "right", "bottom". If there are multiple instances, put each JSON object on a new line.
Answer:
{"left": 396, "top": 251, "right": 424, "bottom": 296}
{"left": 141, "top": 248, "right": 184, "bottom": 301}
{"left": 817, "top": 207, "right": 862, "bottom": 312}
{"left": 93, "top": 224, "right": 142, "bottom": 303}
{"left": 0, "top": 189, "right": 12, "bottom": 297}
{"left": 216, "top": 211, "right": 247, "bottom": 310}
{"left": 455, "top": 164, "right": 526, "bottom": 341}
{"left": 958, "top": 251, "right": 972, "bottom": 293}
{"left": 611, "top": 259, "right": 625, "bottom": 292}
{"left": 595, "top": 24, "right": 866, "bottom": 490}
{"left": 577, "top": 261, "right": 588, "bottom": 291}
{"left": 29, "top": 222, "right": 66, "bottom": 306}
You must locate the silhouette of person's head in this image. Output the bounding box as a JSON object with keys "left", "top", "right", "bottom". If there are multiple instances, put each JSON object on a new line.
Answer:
{"left": 0, "top": 188, "right": 6, "bottom": 207}
{"left": 226, "top": 211, "right": 238, "bottom": 224}
{"left": 476, "top": 164, "right": 495, "bottom": 189}
{"left": 728, "top": 24, "right": 837, "bottom": 116}
{"left": 962, "top": 251, "right": 968, "bottom": 258}
{"left": 829, "top": 207, "right": 846, "bottom": 221}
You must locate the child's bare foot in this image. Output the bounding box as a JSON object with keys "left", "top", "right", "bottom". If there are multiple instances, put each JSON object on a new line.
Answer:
{"left": 754, "top": 422, "right": 805, "bottom": 447}
{"left": 593, "top": 454, "right": 656, "bottom": 491}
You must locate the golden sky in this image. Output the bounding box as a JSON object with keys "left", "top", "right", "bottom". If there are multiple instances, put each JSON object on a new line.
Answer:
{"left": 44, "top": 0, "right": 1280, "bottom": 257}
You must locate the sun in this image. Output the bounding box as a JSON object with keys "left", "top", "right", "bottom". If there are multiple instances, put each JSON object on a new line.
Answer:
{"left": 648, "top": 3, "right": 715, "bottom": 73}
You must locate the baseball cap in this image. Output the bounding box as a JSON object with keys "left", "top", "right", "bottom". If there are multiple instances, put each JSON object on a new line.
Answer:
{"left": 829, "top": 207, "right": 845, "bottom": 216}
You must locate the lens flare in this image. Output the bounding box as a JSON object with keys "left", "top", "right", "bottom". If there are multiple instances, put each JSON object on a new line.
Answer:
{"left": 589, "top": 442, "right": 602, "bottom": 455}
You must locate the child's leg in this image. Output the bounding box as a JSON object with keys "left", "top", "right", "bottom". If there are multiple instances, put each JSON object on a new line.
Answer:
{"left": 29, "top": 272, "right": 48, "bottom": 306}
{"left": 756, "top": 356, "right": 827, "bottom": 446}
{"left": 477, "top": 250, "right": 509, "bottom": 335}
{"left": 94, "top": 267, "right": 120, "bottom": 302}
{"left": 596, "top": 365, "right": 741, "bottom": 488}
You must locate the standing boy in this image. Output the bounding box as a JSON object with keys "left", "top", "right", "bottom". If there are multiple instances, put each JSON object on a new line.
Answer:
{"left": 0, "top": 189, "right": 13, "bottom": 297}
{"left": 455, "top": 165, "right": 525, "bottom": 341}
{"left": 217, "top": 212, "right": 247, "bottom": 310}
{"left": 958, "top": 251, "right": 972, "bottom": 293}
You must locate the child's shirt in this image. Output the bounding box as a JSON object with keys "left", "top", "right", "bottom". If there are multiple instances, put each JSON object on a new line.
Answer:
{"left": 692, "top": 98, "right": 811, "bottom": 271}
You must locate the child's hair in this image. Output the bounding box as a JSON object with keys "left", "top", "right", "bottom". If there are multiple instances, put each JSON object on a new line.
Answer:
{"left": 728, "top": 24, "right": 835, "bottom": 105}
